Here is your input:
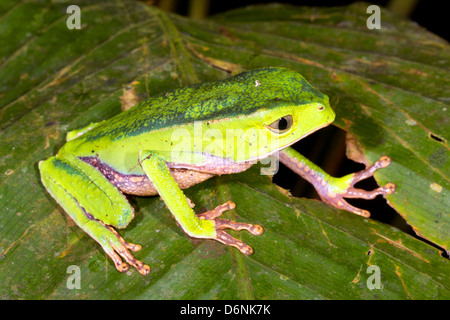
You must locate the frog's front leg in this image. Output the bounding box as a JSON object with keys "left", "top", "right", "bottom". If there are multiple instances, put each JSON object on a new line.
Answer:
{"left": 39, "top": 155, "right": 150, "bottom": 275}
{"left": 139, "top": 151, "right": 263, "bottom": 255}
{"left": 280, "top": 147, "right": 396, "bottom": 217}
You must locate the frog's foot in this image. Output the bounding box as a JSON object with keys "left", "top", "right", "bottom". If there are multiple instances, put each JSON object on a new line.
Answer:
{"left": 318, "top": 156, "right": 396, "bottom": 218}
{"left": 100, "top": 223, "right": 151, "bottom": 275}
{"left": 197, "top": 201, "right": 264, "bottom": 255}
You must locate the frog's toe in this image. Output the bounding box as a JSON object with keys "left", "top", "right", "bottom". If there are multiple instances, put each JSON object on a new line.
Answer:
{"left": 342, "top": 183, "right": 396, "bottom": 200}
{"left": 107, "top": 249, "right": 130, "bottom": 273}
{"left": 323, "top": 197, "right": 371, "bottom": 218}
{"left": 105, "top": 224, "right": 143, "bottom": 251}
{"left": 197, "top": 201, "right": 236, "bottom": 220}
{"left": 101, "top": 224, "right": 150, "bottom": 275}
{"left": 109, "top": 241, "right": 150, "bottom": 276}
{"left": 197, "top": 201, "right": 263, "bottom": 254}
{"left": 214, "top": 217, "right": 264, "bottom": 236}
{"left": 351, "top": 156, "right": 394, "bottom": 183}
{"left": 215, "top": 230, "right": 254, "bottom": 255}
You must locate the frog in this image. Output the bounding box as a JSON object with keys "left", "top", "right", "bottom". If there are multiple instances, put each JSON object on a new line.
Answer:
{"left": 39, "top": 67, "right": 396, "bottom": 275}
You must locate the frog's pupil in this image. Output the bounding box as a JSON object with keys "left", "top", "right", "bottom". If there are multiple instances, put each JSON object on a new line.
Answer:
{"left": 278, "top": 117, "right": 288, "bottom": 130}
{"left": 266, "top": 115, "right": 292, "bottom": 133}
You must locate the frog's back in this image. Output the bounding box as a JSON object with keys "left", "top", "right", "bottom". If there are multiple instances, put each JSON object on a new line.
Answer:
{"left": 79, "top": 67, "right": 326, "bottom": 143}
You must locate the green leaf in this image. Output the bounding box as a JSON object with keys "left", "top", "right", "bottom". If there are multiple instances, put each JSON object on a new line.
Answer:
{"left": 0, "top": 1, "right": 448, "bottom": 299}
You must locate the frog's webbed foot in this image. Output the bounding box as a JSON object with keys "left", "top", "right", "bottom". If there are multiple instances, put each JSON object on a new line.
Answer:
{"left": 318, "top": 156, "right": 396, "bottom": 218}
{"left": 197, "top": 201, "right": 264, "bottom": 255}
{"left": 100, "top": 222, "right": 151, "bottom": 275}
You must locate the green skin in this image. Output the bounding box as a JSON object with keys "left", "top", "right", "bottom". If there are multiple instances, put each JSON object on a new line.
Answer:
{"left": 39, "top": 68, "right": 395, "bottom": 275}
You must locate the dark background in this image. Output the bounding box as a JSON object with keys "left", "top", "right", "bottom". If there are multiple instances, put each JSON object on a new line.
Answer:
{"left": 168, "top": 0, "right": 448, "bottom": 41}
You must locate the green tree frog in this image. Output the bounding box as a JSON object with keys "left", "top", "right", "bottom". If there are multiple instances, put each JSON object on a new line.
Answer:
{"left": 39, "top": 68, "right": 395, "bottom": 275}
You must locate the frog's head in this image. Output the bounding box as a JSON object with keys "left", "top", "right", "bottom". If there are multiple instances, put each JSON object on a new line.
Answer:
{"left": 217, "top": 67, "right": 336, "bottom": 162}
{"left": 124, "top": 67, "right": 335, "bottom": 164}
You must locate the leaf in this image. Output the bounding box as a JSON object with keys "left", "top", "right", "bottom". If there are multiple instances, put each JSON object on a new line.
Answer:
{"left": 0, "top": 1, "right": 448, "bottom": 299}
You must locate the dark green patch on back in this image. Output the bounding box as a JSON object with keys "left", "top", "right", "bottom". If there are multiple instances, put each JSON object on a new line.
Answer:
{"left": 82, "top": 68, "right": 326, "bottom": 141}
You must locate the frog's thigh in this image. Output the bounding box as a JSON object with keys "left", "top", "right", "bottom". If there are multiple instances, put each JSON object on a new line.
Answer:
{"left": 40, "top": 156, "right": 134, "bottom": 228}
{"left": 39, "top": 156, "right": 150, "bottom": 274}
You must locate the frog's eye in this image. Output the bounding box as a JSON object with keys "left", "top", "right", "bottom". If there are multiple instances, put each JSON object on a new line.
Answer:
{"left": 266, "top": 115, "right": 293, "bottom": 134}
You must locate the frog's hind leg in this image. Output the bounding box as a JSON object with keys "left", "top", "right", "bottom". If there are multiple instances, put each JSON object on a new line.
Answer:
{"left": 39, "top": 156, "right": 150, "bottom": 275}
